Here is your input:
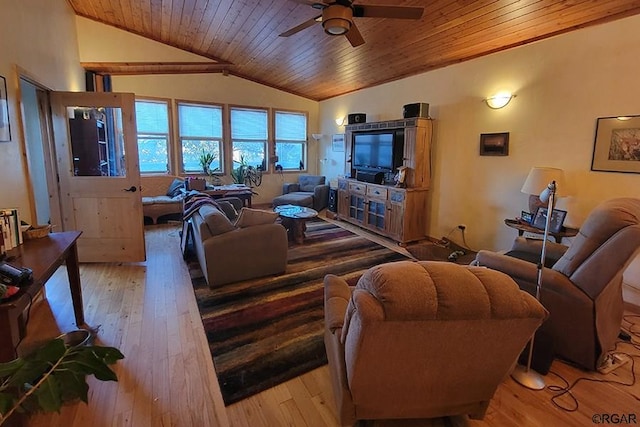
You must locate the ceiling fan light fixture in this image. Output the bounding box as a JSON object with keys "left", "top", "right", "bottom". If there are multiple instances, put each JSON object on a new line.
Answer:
{"left": 322, "top": 5, "right": 353, "bottom": 36}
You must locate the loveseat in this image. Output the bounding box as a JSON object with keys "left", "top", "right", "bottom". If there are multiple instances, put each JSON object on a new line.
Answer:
{"left": 324, "top": 260, "right": 547, "bottom": 425}
{"left": 190, "top": 203, "right": 288, "bottom": 287}
{"left": 141, "top": 175, "right": 186, "bottom": 224}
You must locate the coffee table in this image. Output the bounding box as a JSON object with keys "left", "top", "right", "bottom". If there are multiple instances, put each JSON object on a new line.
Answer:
{"left": 274, "top": 204, "right": 318, "bottom": 244}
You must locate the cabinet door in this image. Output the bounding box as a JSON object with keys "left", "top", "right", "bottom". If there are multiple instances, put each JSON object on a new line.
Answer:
{"left": 337, "top": 189, "right": 350, "bottom": 218}
{"left": 366, "top": 198, "right": 387, "bottom": 232}
{"left": 349, "top": 195, "right": 366, "bottom": 224}
{"left": 387, "top": 190, "right": 406, "bottom": 240}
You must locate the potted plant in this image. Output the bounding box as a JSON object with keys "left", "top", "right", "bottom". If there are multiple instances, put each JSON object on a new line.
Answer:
{"left": 0, "top": 332, "right": 124, "bottom": 426}
{"left": 199, "top": 149, "right": 222, "bottom": 185}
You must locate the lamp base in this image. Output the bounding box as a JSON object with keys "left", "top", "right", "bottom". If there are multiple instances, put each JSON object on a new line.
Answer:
{"left": 511, "top": 364, "right": 545, "bottom": 390}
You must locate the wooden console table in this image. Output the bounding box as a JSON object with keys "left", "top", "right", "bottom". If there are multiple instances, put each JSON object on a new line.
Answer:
{"left": 0, "top": 231, "right": 83, "bottom": 362}
{"left": 203, "top": 184, "right": 253, "bottom": 207}
{"left": 504, "top": 219, "right": 578, "bottom": 243}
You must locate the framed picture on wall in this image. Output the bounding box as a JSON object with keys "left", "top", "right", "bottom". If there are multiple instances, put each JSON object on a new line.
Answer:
{"left": 0, "top": 76, "right": 11, "bottom": 142}
{"left": 332, "top": 134, "right": 345, "bottom": 152}
{"left": 479, "top": 132, "right": 509, "bottom": 156}
{"left": 591, "top": 115, "right": 640, "bottom": 174}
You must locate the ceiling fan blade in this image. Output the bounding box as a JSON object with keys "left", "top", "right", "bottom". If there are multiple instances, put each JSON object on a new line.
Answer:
{"left": 279, "top": 15, "right": 322, "bottom": 37}
{"left": 345, "top": 22, "right": 365, "bottom": 47}
{"left": 354, "top": 5, "right": 424, "bottom": 19}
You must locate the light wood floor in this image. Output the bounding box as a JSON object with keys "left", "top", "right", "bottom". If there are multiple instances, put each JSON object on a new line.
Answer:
{"left": 18, "top": 222, "right": 640, "bottom": 427}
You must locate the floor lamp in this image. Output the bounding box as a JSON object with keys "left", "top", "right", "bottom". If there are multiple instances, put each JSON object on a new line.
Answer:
{"left": 511, "top": 180, "right": 557, "bottom": 390}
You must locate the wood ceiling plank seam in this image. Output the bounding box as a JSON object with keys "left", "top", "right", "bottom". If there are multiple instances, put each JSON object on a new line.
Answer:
{"left": 119, "top": 0, "right": 135, "bottom": 32}
{"left": 160, "top": 0, "right": 174, "bottom": 42}
{"left": 197, "top": 0, "right": 233, "bottom": 55}
{"left": 216, "top": 0, "right": 268, "bottom": 58}
{"left": 168, "top": 0, "right": 187, "bottom": 45}
{"left": 135, "top": 0, "right": 153, "bottom": 35}
{"left": 219, "top": 0, "right": 283, "bottom": 60}
{"left": 174, "top": 0, "right": 198, "bottom": 47}
{"left": 178, "top": 0, "right": 211, "bottom": 48}
{"left": 96, "top": 0, "right": 119, "bottom": 24}
{"left": 149, "top": 0, "right": 164, "bottom": 40}
{"left": 204, "top": 0, "right": 252, "bottom": 54}
{"left": 191, "top": 0, "right": 224, "bottom": 52}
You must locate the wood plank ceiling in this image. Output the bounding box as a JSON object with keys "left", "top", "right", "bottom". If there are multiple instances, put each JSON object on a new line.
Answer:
{"left": 69, "top": 0, "right": 640, "bottom": 101}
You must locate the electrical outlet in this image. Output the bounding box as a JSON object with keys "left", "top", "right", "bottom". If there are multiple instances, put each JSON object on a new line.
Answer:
{"left": 458, "top": 224, "right": 467, "bottom": 231}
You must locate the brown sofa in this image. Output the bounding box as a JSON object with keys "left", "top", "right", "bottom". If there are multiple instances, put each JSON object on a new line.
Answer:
{"left": 190, "top": 204, "right": 288, "bottom": 286}
{"left": 141, "top": 175, "right": 185, "bottom": 224}
{"left": 324, "top": 260, "right": 547, "bottom": 425}
{"left": 474, "top": 197, "right": 640, "bottom": 371}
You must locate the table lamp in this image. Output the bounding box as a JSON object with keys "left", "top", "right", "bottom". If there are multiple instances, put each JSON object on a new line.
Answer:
{"left": 521, "top": 167, "right": 565, "bottom": 214}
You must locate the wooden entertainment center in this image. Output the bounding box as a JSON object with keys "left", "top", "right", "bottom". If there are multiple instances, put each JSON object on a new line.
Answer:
{"left": 337, "top": 117, "right": 432, "bottom": 244}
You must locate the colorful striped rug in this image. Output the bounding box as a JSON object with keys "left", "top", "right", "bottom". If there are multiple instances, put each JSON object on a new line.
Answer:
{"left": 189, "top": 219, "right": 409, "bottom": 405}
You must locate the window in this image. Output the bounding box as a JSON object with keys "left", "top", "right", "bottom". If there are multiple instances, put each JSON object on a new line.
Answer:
{"left": 178, "top": 102, "right": 223, "bottom": 174}
{"left": 230, "top": 107, "right": 267, "bottom": 171}
{"left": 135, "top": 99, "right": 170, "bottom": 173}
{"left": 275, "top": 111, "right": 307, "bottom": 170}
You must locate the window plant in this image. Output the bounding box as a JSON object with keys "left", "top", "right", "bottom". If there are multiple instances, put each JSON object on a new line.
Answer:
{"left": 0, "top": 335, "right": 124, "bottom": 426}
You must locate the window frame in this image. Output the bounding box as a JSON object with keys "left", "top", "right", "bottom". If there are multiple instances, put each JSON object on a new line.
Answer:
{"left": 273, "top": 109, "right": 308, "bottom": 172}
{"left": 176, "top": 100, "right": 225, "bottom": 175}
{"left": 229, "top": 105, "right": 269, "bottom": 173}
{"left": 134, "top": 97, "right": 172, "bottom": 175}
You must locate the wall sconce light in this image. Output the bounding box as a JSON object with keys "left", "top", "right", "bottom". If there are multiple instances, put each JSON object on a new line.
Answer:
{"left": 335, "top": 116, "right": 346, "bottom": 126}
{"left": 484, "top": 92, "right": 516, "bottom": 109}
{"left": 311, "top": 133, "right": 323, "bottom": 141}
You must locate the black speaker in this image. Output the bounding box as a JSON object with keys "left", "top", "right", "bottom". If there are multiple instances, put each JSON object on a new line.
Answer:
{"left": 402, "top": 103, "right": 429, "bottom": 119}
{"left": 356, "top": 170, "right": 384, "bottom": 184}
{"left": 328, "top": 188, "right": 338, "bottom": 213}
{"left": 348, "top": 113, "right": 367, "bottom": 124}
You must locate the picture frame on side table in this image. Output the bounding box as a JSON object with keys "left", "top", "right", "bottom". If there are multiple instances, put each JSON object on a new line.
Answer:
{"left": 332, "top": 134, "right": 345, "bottom": 152}
{"left": 531, "top": 207, "right": 567, "bottom": 234}
{"left": 0, "top": 76, "right": 11, "bottom": 142}
{"left": 479, "top": 132, "right": 509, "bottom": 156}
{"left": 591, "top": 115, "right": 640, "bottom": 173}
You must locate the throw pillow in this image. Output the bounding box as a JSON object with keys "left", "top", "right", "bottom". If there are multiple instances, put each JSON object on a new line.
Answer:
{"left": 234, "top": 208, "right": 279, "bottom": 228}
{"left": 200, "top": 205, "right": 236, "bottom": 236}
{"left": 166, "top": 178, "right": 185, "bottom": 197}
{"left": 217, "top": 201, "right": 239, "bottom": 221}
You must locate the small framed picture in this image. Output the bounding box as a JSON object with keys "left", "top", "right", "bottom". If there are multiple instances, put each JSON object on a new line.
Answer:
{"left": 480, "top": 132, "right": 509, "bottom": 156}
{"left": 332, "top": 134, "right": 345, "bottom": 152}
{"left": 531, "top": 207, "right": 567, "bottom": 233}
{"left": 520, "top": 211, "right": 533, "bottom": 224}
{"left": 0, "top": 75, "right": 11, "bottom": 142}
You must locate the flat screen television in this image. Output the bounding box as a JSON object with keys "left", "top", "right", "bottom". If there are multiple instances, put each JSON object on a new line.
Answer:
{"left": 352, "top": 129, "right": 403, "bottom": 173}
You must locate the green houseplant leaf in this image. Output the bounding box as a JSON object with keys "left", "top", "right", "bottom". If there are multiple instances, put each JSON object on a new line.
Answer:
{"left": 0, "top": 333, "right": 124, "bottom": 425}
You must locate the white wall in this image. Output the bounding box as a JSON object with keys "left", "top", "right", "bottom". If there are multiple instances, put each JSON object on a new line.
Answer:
{"left": 75, "top": 17, "right": 320, "bottom": 205}
{"left": 0, "top": 0, "right": 84, "bottom": 222}
{"left": 319, "top": 14, "right": 640, "bottom": 253}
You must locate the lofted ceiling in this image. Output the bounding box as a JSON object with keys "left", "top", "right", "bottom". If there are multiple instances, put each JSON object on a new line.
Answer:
{"left": 69, "top": 0, "right": 640, "bottom": 101}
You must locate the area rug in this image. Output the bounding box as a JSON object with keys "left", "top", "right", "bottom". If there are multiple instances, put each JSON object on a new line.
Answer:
{"left": 189, "top": 219, "right": 409, "bottom": 405}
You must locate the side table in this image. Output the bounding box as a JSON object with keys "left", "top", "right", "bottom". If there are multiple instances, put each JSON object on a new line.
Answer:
{"left": 504, "top": 219, "right": 578, "bottom": 243}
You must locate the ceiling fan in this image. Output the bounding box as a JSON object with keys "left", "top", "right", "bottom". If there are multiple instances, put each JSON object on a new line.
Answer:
{"left": 279, "top": 0, "right": 424, "bottom": 47}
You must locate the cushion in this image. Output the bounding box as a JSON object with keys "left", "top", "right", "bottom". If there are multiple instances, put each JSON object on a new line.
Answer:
{"left": 166, "top": 178, "right": 185, "bottom": 197}
{"left": 217, "top": 201, "right": 239, "bottom": 221}
{"left": 272, "top": 193, "right": 314, "bottom": 208}
{"left": 199, "top": 205, "right": 235, "bottom": 236}
{"left": 299, "top": 175, "right": 325, "bottom": 192}
{"left": 234, "top": 208, "right": 279, "bottom": 228}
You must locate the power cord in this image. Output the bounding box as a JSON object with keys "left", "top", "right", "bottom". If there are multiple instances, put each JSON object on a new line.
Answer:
{"left": 544, "top": 315, "right": 640, "bottom": 412}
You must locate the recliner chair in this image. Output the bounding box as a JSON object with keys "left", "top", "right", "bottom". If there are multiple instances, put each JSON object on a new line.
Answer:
{"left": 474, "top": 198, "right": 640, "bottom": 371}
{"left": 272, "top": 174, "right": 329, "bottom": 211}
{"left": 324, "top": 261, "right": 547, "bottom": 425}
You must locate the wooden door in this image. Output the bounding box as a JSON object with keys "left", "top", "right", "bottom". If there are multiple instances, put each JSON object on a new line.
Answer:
{"left": 50, "top": 91, "right": 145, "bottom": 262}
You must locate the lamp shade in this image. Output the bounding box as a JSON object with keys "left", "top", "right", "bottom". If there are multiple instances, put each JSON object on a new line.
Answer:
{"left": 521, "top": 167, "right": 565, "bottom": 214}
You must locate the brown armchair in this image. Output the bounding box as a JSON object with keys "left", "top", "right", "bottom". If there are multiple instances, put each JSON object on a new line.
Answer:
{"left": 324, "top": 261, "right": 547, "bottom": 425}
{"left": 474, "top": 198, "right": 640, "bottom": 371}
